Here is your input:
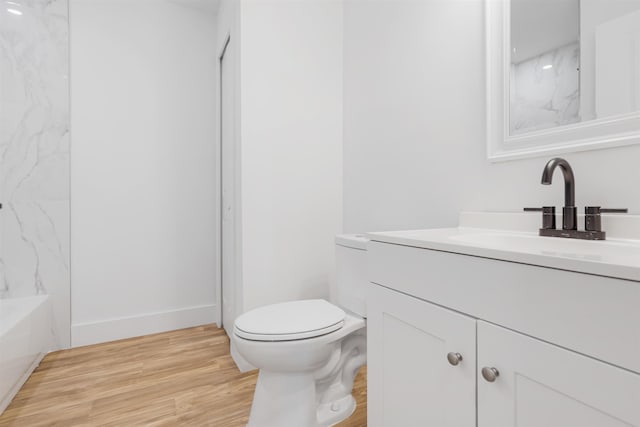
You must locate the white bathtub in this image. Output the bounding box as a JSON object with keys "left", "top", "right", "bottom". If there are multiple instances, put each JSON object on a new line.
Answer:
{"left": 0, "top": 295, "right": 52, "bottom": 414}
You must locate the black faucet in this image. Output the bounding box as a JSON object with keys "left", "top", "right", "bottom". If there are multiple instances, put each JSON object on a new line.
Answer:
{"left": 540, "top": 158, "right": 577, "bottom": 230}
{"left": 525, "top": 158, "right": 627, "bottom": 240}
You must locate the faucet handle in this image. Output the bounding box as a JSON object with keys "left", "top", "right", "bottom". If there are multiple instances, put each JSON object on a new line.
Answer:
{"left": 585, "top": 207, "right": 628, "bottom": 215}
{"left": 584, "top": 207, "right": 628, "bottom": 232}
{"left": 600, "top": 208, "right": 628, "bottom": 213}
{"left": 524, "top": 206, "right": 556, "bottom": 229}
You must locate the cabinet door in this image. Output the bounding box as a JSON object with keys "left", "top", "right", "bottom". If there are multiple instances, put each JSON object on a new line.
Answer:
{"left": 478, "top": 321, "right": 640, "bottom": 427}
{"left": 367, "top": 283, "right": 476, "bottom": 427}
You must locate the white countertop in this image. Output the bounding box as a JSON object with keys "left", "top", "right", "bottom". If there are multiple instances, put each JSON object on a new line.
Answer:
{"left": 366, "top": 212, "right": 640, "bottom": 282}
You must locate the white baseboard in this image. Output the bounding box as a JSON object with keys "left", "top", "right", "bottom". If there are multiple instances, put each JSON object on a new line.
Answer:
{"left": 71, "top": 304, "right": 217, "bottom": 347}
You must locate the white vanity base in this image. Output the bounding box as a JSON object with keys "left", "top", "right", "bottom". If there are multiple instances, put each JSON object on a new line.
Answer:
{"left": 366, "top": 212, "right": 640, "bottom": 427}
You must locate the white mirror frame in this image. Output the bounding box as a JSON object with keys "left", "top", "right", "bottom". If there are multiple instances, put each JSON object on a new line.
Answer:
{"left": 486, "top": 0, "right": 640, "bottom": 162}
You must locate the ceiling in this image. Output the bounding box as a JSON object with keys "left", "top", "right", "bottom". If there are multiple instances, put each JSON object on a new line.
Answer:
{"left": 511, "top": 0, "right": 580, "bottom": 63}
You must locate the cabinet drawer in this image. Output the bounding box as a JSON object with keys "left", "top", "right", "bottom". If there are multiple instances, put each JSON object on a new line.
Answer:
{"left": 478, "top": 321, "right": 640, "bottom": 427}
{"left": 368, "top": 241, "right": 640, "bottom": 373}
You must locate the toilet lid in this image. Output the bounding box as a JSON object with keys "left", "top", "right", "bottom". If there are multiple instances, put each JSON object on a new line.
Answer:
{"left": 234, "top": 299, "right": 346, "bottom": 341}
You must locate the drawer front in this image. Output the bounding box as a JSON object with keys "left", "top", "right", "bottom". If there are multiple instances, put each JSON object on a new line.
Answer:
{"left": 368, "top": 241, "right": 640, "bottom": 373}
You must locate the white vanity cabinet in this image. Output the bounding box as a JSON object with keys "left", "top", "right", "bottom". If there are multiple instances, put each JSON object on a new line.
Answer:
{"left": 367, "top": 239, "right": 640, "bottom": 427}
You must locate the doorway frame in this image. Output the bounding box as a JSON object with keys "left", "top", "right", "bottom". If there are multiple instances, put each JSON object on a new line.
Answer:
{"left": 217, "top": 30, "right": 244, "bottom": 335}
{"left": 216, "top": 32, "right": 231, "bottom": 329}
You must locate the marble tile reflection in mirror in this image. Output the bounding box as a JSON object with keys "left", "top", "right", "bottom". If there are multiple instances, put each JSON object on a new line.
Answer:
{"left": 509, "top": 0, "right": 640, "bottom": 136}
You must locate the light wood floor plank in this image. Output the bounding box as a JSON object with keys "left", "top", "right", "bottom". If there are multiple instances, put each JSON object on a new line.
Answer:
{"left": 0, "top": 325, "right": 366, "bottom": 426}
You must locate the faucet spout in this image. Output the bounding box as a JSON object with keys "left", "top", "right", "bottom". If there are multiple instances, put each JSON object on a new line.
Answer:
{"left": 541, "top": 157, "right": 575, "bottom": 207}
{"left": 540, "top": 157, "right": 577, "bottom": 230}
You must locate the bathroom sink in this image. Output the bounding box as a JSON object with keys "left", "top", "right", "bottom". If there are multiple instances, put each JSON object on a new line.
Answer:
{"left": 367, "top": 212, "right": 640, "bottom": 282}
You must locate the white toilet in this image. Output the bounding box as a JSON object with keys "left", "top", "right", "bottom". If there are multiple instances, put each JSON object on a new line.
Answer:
{"left": 233, "top": 234, "right": 368, "bottom": 427}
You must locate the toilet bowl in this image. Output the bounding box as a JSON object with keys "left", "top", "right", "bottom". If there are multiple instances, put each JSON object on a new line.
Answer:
{"left": 233, "top": 234, "right": 369, "bottom": 427}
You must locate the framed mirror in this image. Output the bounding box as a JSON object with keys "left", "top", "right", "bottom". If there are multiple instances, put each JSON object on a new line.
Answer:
{"left": 487, "top": 0, "right": 640, "bottom": 161}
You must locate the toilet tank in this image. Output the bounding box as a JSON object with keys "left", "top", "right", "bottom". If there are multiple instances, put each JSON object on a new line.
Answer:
{"left": 334, "top": 234, "right": 369, "bottom": 317}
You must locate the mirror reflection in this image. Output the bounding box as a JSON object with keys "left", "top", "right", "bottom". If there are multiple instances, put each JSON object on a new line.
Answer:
{"left": 509, "top": 0, "right": 640, "bottom": 136}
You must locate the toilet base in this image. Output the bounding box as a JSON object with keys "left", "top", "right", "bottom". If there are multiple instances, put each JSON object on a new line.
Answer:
{"left": 248, "top": 370, "right": 319, "bottom": 427}
{"left": 247, "top": 370, "right": 360, "bottom": 427}
{"left": 317, "top": 394, "right": 356, "bottom": 427}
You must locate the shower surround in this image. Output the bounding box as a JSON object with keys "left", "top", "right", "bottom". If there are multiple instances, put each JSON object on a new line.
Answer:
{"left": 0, "top": 0, "right": 70, "bottom": 348}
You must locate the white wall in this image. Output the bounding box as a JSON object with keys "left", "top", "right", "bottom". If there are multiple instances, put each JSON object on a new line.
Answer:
{"left": 70, "top": 0, "right": 218, "bottom": 346}
{"left": 239, "top": 0, "right": 344, "bottom": 312}
{"left": 343, "top": 0, "right": 640, "bottom": 234}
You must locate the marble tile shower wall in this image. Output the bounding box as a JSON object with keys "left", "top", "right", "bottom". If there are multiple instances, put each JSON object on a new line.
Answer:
{"left": 510, "top": 42, "right": 581, "bottom": 135}
{"left": 0, "top": 0, "right": 70, "bottom": 348}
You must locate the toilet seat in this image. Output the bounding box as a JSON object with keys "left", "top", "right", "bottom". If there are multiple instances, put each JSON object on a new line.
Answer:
{"left": 234, "top": 299, "right": 346, "bottom": 342}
